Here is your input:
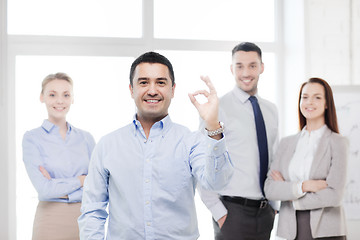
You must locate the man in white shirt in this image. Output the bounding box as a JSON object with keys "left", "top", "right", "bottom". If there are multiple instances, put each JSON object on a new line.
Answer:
{"left": 198, "top": 42, "right": 279, "bottom": 240}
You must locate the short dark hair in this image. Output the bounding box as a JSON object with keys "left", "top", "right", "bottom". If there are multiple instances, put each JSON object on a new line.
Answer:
{"left": 232, "top": 42, "right": 262, "bottom": 62}
{"left": 298, "top": 77, "right": 339, "bottom": 133}
{"left": 129, "top": 51, "right": 175, "bottom": 87}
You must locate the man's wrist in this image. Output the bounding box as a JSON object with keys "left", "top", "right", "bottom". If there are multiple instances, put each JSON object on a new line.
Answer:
{"left": 206, "top": 122, "right": 224, "bottom": 137}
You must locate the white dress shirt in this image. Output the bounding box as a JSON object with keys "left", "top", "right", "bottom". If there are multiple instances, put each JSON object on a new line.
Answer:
{"left": 198, "top": 86, "right": 279, "bottom": 221}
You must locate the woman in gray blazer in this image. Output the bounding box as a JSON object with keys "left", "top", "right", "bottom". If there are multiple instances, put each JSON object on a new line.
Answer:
{"left": 265, "top": 77, "right": 348, "bottom": 240}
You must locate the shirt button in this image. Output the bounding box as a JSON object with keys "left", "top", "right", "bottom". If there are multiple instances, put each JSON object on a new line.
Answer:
{"left": 145, "top": 179, "right": 150, "bottom": 183}
{"left": 214, "top": 146, "right": 218, "bottom": 151}
{"left": 145, "top": 201, "right": 150, "bottom": 205}
{"left": 147, "top": 222, "right": 151, "bottom": 226}
{"left": 146, "top": 159, "right": 151, "bottom": 163}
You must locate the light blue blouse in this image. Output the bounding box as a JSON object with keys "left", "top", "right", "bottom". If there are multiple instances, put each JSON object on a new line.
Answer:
{"left": 22, "top": 120, "right": 95, "bottom": 202}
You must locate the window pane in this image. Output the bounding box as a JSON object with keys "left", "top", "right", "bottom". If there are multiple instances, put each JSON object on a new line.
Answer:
{"left": 8, "top": 0, "right": 142, "bottom": 37}
{"left": 154, "top": 0, "right": 275, "bottom": 41}
{"left": 16, "top": 55, "right": 134, "bottom": 238}
{"left": 258, "top": 53, "right": 277, "bottom": 103}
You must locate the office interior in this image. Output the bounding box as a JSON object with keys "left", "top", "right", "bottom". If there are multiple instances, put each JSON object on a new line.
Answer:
{"left": 1, "top": 0, "right": 360, "bottom": 239}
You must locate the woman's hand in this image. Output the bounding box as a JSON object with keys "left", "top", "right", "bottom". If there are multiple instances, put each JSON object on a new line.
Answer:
{"left": 39, "top": 166, "right": 51, "bottom": 180}
{"left": 270, "top": 170, "right": 285, "bottom": 181}
{"left": 78, "top": 175, "right": 86, "bottom": 187}
{"left": 302, "top": 180, "right": 327, "bottom": 193}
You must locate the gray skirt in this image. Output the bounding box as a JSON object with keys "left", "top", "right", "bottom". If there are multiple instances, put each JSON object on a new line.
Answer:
{"left": 32, "top": 201, "right": 81, "bottom": 240}
{"left": 296, "top": 210, "right": 346, "bottom": 240}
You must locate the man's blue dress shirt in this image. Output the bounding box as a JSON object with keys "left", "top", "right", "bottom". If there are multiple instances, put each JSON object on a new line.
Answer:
{"left": 78, "top": 115, "right": 233, "bottom": 240}
{"left": 22, "top": 120, "right": 95, "bottom": 202}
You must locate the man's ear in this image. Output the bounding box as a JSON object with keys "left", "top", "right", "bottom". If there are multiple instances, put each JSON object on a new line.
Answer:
{"left": 260, "top": 62, "right": 264, "bottom": 74}
{"left": 40, "top": 93, "right": 44, "bottom": 103}
{"left": 171, "top": 83, "right": 176, "bottom": 98}
{"left": 129, "top": 84, "right": 134, "bottom": 98}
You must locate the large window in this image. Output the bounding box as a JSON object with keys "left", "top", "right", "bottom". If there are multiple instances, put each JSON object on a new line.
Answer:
{"left": 8, "top": 0, "right": 280, "bottom": 239}
{"left": 8, "top": 0, "right": 142, "bottom": 37}
{"left": 154, "top": 0, "right": 275, "bottom": 42}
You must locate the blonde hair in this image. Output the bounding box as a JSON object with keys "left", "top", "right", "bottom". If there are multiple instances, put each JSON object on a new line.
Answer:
{"left": 41, "top": 72, "right": 73, "bottom": 94}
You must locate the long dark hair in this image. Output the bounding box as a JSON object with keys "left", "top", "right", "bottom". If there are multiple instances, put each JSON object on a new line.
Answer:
{"left": 298, "top": 77, "right": 339, "bottom": 133}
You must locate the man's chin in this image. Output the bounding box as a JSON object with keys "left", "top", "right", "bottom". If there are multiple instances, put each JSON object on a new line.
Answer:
{"left": 138, "top": 111, "right": 168, "bottom": 122}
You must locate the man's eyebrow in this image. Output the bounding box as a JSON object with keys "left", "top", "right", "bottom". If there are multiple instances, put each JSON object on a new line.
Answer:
{"left": 236, "top": 62, "right": 258, "bottom": 65}
{"left": 136, "top": 77, "right": 168, "bottom": 81}
{"left": 137, "top": 77, "right": 149, "bottom": 81}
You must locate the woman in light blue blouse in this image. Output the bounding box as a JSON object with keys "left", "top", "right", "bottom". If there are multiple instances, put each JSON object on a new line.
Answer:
{"left": 22, "top": 72, "right": 95, "bottom": 240}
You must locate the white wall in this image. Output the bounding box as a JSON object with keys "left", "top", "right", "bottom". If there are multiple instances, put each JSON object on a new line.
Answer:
{"left": 305, "top": 0, "right": 360, "bottom": 85}
{"left": 354, "top": 0, "right": 360, "bottom": 83}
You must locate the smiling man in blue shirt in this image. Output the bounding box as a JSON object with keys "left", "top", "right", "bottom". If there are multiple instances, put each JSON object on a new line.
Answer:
{"left": 78, "top": 51, "right": 233, "bottom": 240}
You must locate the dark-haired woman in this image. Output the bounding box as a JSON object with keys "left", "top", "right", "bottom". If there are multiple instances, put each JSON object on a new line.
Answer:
{"left": 265, "top": 78, "right": 348, "bottom": 240}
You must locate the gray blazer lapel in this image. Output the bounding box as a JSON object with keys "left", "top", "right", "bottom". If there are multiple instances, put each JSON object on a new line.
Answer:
{"left": 309, "top": 128, "right": 332, "bottom": 177}
{"left": 282, "top": 133, "right": 301, "bottom": 180}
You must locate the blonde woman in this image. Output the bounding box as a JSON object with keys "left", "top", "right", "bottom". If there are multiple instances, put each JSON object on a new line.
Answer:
{"left": 265, "top": 78, "right": 348, "bottom": 240}
{"left": 22, "top": 73, "right": 95, "bottom": 240}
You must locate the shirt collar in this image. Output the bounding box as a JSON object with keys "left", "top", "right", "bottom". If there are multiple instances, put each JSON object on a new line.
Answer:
{"left": 232, "top": 86, "right": 259, "bottom": 104}
{"left": 301, "top": 124, "right": 327, "bottom": 138}
{"left": 132, "top": 114, "right": 172, "bottom": 137}
{"left": 41, "top": 119, "right": 72, "bottom": 134}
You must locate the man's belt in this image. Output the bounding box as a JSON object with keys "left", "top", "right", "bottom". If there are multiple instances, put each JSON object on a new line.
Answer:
{"left": 221, "top": 195, "right": 268, "bottom": 209}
